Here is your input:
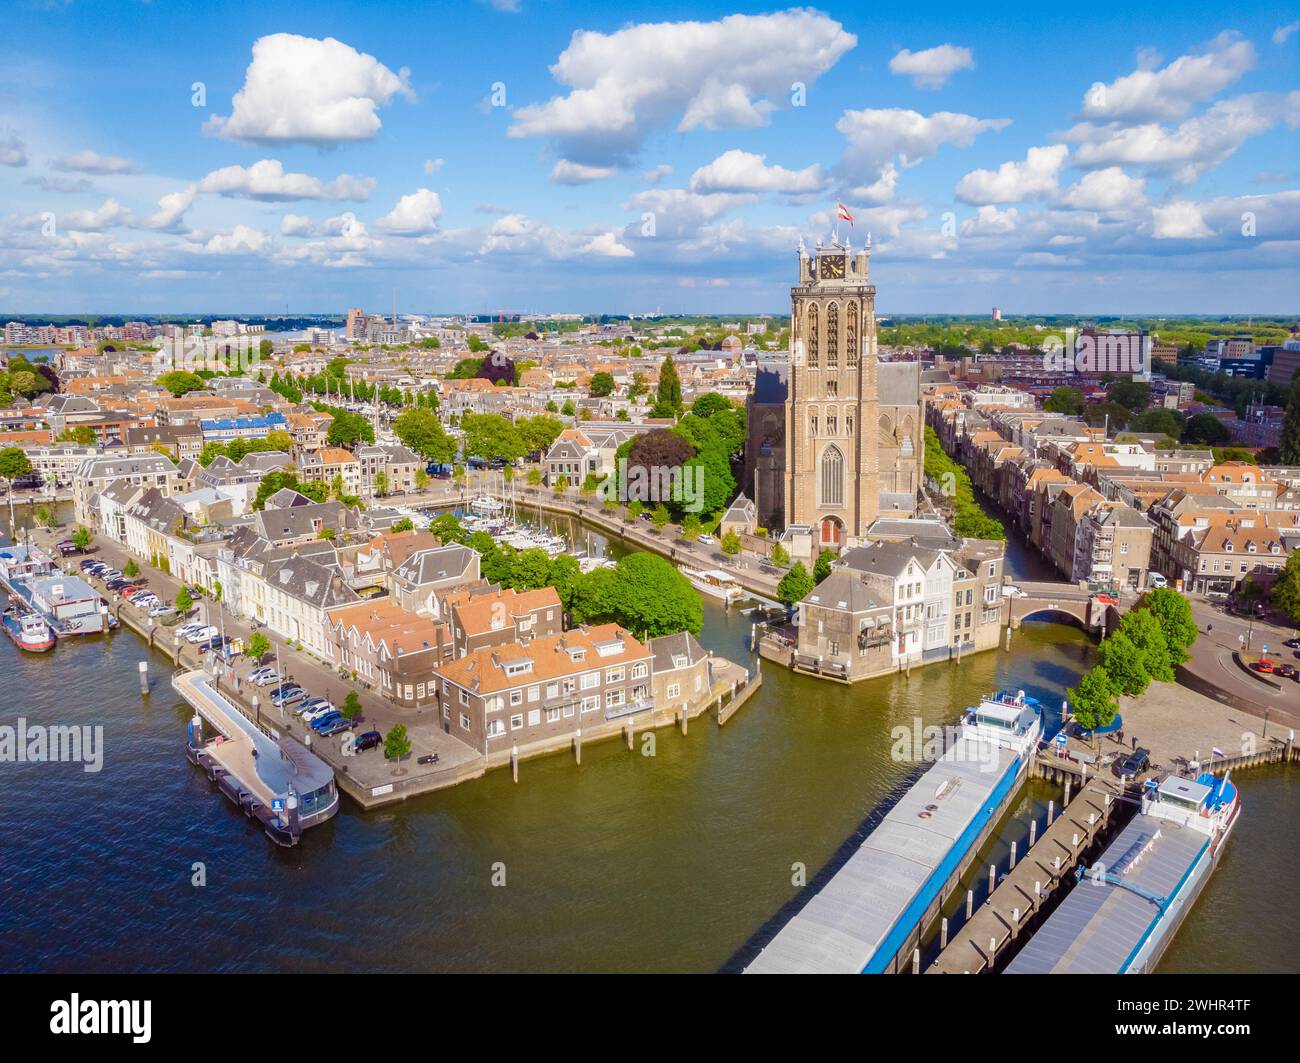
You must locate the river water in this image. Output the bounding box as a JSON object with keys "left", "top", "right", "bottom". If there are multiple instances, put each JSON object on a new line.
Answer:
{"left": 0, "top": 507, "right": 1291, "bottom": 973}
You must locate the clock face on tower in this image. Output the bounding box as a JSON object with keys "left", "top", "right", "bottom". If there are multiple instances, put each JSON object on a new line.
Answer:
{"left": 818, "top": 255, "right": 845, "bottom": 280}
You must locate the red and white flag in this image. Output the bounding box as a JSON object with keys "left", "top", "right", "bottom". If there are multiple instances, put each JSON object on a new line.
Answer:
{"left": 836, "top": 202, "right": 854, "bottom": 225}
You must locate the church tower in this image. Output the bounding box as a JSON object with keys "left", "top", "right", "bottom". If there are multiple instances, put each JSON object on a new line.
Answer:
{"left": 782, "top": 236, "right": 880, "bottom": 549}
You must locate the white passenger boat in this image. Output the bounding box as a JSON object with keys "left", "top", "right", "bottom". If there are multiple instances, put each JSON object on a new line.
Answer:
{"left": 680, "top": 566, "right": 745, "bottom": 604}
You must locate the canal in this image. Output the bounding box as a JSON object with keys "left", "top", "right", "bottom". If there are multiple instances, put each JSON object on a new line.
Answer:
{"left": 0, "top": 507, "right": 1291, "bottom": 972}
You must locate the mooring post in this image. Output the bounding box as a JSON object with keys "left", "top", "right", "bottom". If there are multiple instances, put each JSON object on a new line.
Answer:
{"left": 966, "top": 889, "right": 974, "bottom": 919}
{"left": 1009, "top": 840, "right": 1017, "bottom": 870}
{"left": 511, "top": 745, "right": 519, "bottom": 783}
{"left": 1064, "top": 778, "right": 1072, "bottom": 805}
{"left": 1029, "top": 818, "right": 1038, "bottom": 846}
{"left": 138, "top": 659, "right": 149, "bottom": 695}
{"left": 941, "top": 917, "right": 949, "bottom": 949}
{"left": 988, "top": 864, "right": 996, "bottom": 895}
{"left": 1048, "top": 799, "right": 1055, "bottom": 824}
{"left": 574, "top": 729, "right": 582, "bottom": 765}
{"left": 912, "top": 948, "right": 920, "bottom": 974}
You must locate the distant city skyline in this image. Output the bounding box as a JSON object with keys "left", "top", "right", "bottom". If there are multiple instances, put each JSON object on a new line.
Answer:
{"left": 1, "top": 1, "right": 1297, "bottom": 315}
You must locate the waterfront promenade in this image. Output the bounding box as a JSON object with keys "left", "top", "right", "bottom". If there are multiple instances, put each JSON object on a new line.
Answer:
{"left": 25, "top": 517, "right": 759, "bottom": 809}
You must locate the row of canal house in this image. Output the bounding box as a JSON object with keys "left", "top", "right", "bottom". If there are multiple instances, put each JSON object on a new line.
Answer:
{"left": 928, "top": 386, "right": 1300, "bottom": 594}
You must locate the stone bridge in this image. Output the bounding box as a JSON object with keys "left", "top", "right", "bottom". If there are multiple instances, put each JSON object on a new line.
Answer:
{"left": 1005, "top": 580, "right": 1129, "bottom": 631}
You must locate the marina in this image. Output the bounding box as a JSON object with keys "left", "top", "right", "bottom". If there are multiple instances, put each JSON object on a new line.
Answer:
{"left": 744, "top": 690, "right": 1042, "bottom": 974}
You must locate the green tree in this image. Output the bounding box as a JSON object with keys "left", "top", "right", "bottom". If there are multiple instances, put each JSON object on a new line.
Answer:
{"left": 71, "top": 526, "right": 93, "bottom": 552}
{"left": 175, "top": 586, "right": 193, "bottom": 613}
{"left": 650, "top": 503, "right": 670, "bottom": 529}
{"left": 122, "top": 558, "right": 140, "bottom": 578}
{"left": 1043, "top": 386, "right": 1084, "bottom": 415}
{"left": 341, "top": 691, "right": 363, "bottom": 720}
{"left": 461, "top": 413, "right": 527, "bottom": 463}
{"left": 1108, "top": 380, "right": 1151, "bottom": 412}
{"left": 392, "top": 517, "right": 415, "bottom": 533}
{"left": 384, "top": 723, "right": 412, "bottom": 760}
{"left": 1096, "top": 630, "right": 1150, "bottom": 697}
{"left": 1270, "top": 550, "right": 1300, "bottom": 624}
{"left": 1119, "top": 608, "right": 1176, "bottom": 683}
{"left": 813, "top": 548, "right": 836, "bottom": 583}
{"left": 589, "top": 371, "right": 615, "bottom": 397}
{"left": 570, "top": 566, "right": 618, "bottom": 626}
{"left": 1068, "top": 665, "right": 1118, "bottom": 731}
{"left": 656, "top": 354, "right": 682, "bottom": 414}
{"left": 326, "top": 409, "right": 375, "bottom": 447}
{"left": 1143, "top": 588, "right": 1197, "bottom": 663}
{"left": 393, "top": 408, "right": 456, "bottom": 464}
{"left": 429, "top": 513, "right": 466, "bottom": 545}
{"left": 373, "top": 471, "right": 388, "bottom": 498}
{"left": 526, "top": 468, "right": 543, "bottom": 487}
{"left": 0, "top": 448, "right": 34, "bottom": 479}
{"left": 1182, "top": 413, "right": 1232, "bottom": 445}
{"left": 771, "top": 542, "right": 790, "bottom": 567}
{"left": 721, "top": 529, "right": 742, "bottom": 556}
{"left": 609, "top": 552, "right": 703, "bottom": 637}
{"left": 157, "top": 371, "right": 206, "bottom": 397}
{"left": 777, "top": 561, "right": 815, "bottom": 606}
{"left": 34, "top": 505, "right": 54, "bottom": 528}
{"left": 246, "top": 632, "right": 271, "bottom": 663}
{"left": 691, "top": 392, "right": 733, "bottom": 418}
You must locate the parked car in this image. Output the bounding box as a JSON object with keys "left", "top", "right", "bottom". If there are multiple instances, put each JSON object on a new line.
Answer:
{"left": 1283, "top": 636, "right": 1300, "bottom": 649}
{"left": 1114, "top": 748, "right": 1151, "bottom": 781}
{"left": 1001, "top": 584, "right": 1028, "bottom": 598}
{"left": 175, "top": 623, "right": 204, "bottom": 639}
{"left": 253, "top": 670, "right": 283, "bottom": 687}
{"left": 1092, "top": 593, "right": 1120, "bottom": 606}
{"left": 269, "top": 686, "right": 306, "bottom": 707}
{"left": 309, "top": 711, "right": 344, "bottom": 733}
{"left": 1147, "top": 572, "right": 1168, "bottom": 589}
{"left": 1251, "top": 658, "right": 1275, "bottom": 673}
{"left": 196, "top": 636, "right": 229, "bottom": 655}
{"left": 697, "top": 534, "right": 716, "bottom": 546}
{"left": 186, "top": 626, "right": 218, "bottom": 643}
{"left": 1275, "top": 663, "right": 1298, "bottom": 681}
{"left": 316, "top": 716, "right": 356, "bottom": 737}
{"left": 297, "top": 697, "right": 333, "bottom": 717}
{"left": 353, "top": 730, "right": 383, "bottom": 752}
{"left": 300, "top": 703, "right": 338, "bottom": 724}
{"left": 148, "top": 603, "right": 174, "bottom": 618}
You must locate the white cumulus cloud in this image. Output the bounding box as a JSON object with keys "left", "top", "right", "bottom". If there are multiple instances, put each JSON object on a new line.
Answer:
{"left": 835, "top": 107, "right": 1010, "bottom": 193}
{"left": 1151, "top": 201, "right": 1213, "bottom": 238}
{"left": 888, "top": 44, "right": 975, "bottom": 89}
{"left": 955, "top": 144, "right": 1069, "bottom": 204}
{"left": 52, "top": 149, "right": 135, "bottom": 175}
{"left": 508, "top": 11, "right": 855, "bottom": 167}
{"left": 207, "top": 34, "right": 413, "bottom": 144}
{"left": 198, "top": 159, "right": 374, "bottom": 201}
{"left": 1058, "top": 167, "right": 1147, "bottom": 211}
{"left": 689, "top": 149, "right": 826, "bottom": 195}
{"left": 375, "top": 188, "right": 443, "bottom": 235}
{"left": 550, "top": 159, "right": 617, "bottom": 184}
{"left": 1079, "top": 31, "right": 1256, "bottom": 123}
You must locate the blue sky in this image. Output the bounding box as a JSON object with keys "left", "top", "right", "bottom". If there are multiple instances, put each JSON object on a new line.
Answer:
{"left": 1, "top": 0, "right": 1297, "bottom": 315}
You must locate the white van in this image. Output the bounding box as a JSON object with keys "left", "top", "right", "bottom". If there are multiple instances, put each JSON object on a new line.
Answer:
{"left": 1147, "top": 572, "right": 1168, "bottom": 589}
